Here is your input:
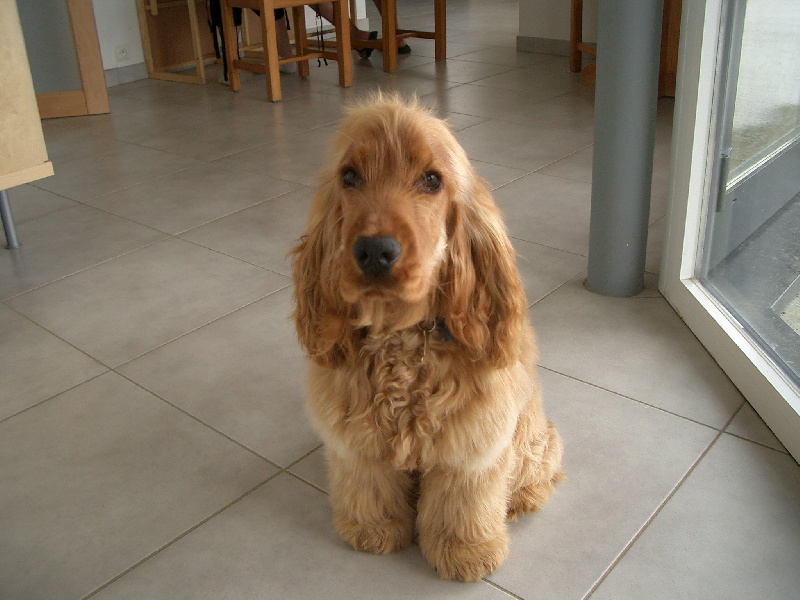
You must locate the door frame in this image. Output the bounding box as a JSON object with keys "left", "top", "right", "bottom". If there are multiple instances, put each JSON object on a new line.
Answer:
{"left": 659, "top": 0, "right": 800, "bottom": 459}
{"left": 35, "top": 0, "right": 109, "bottom": 118}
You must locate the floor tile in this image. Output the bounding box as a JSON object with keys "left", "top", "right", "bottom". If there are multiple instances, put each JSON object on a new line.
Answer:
{"left": 472, "top": 64, "right": 583, "bottom": 102}
{"left": 531, "top": 275, "right": 745, "bottom": 428}
{"left": 471, "top": 159, "right": 528, "bottom": 190}
{"left": 288, "top": 446, "right": 328, "bottom": 491}
{"left": 180, "top": 185, "right": 313, "bottom": 276}
{"left": 454, "top": 47, "right": 556, "bottom": 68}
{"left": 493, "top": 173, "right": 593, "bottom": 255}
{"left": 86, "top": 163, "right": 301, "bottom": 235}
{"left": 0, "top": 372, "right": 276, "bottom": 600}
{"left": 92, "top": 473, "right": 511, "bottom": 599}
{"left": 39, "top": 125, "right": 122, "bottom": 165}
{"left": 0, "top": 204, "right": 166, "bottom": 300}
{"left": 237, "top": 91, "right": 348, "bottom": 128}
{"left": 433, "top": 83, "right": 541, "bottom": 120}
{"left": 514, "top": 238, "right": 587, "bottom": 305}
{"left": 457, "top": 118, "right": 593, "bottom": 172}
{"left": 5, "top": 184, "right": 77, "bottom": 224}
{"left": 402, "top": 59, "right": 518, "bottom": 84}
{"left": 79, "top": 101, "right": 223, "bottom": 146}
{"left": 214, "top": 126, "right": 338, "bottom": 186}
{"left": 592, "top": 434, "right": 800, "bottom": 599}
{"left": 538, "top": 145, "right": 594, "bottom": 184}
{"left": 6, "top": 238, "right": 286, "bottom": 367}
{"left": 0, "top": 305, "right": 106, "bottom": 420}
{"left": 34, "top": 140, "right": 200, "bottom": 201}
{"left": 725, "top": 401, "right": 787, "bottom": 452}
{"left": 119, "top": 289, "right": 318, "bottom": 467}
{"left": 501, "top": 89, "right": 596, "bottom": 131}
{"left": 487, "top": 369, "right": 718, "bottom": 599}
{"left": 136, "top": 108, "right": 309, "bottom": 162}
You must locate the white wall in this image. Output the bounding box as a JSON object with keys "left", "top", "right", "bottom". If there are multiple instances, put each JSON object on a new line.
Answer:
{"left": 519, "top": 0, "right": 597, "bottom": 45}
{"left": 92, "top": 0, "right": 144, "bottom": 70}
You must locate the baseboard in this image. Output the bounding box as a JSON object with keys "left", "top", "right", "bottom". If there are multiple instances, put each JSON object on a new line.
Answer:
{"left": 104, "top": 62, "right": 149, "bottom": 88}
{"left": 516, "top": 36, "right": 570, "bottom": 57}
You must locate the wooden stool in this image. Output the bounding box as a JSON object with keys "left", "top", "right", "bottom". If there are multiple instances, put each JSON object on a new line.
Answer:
{"left": 221, "top": 0, "right": 352, "bottom": 101}
{"left": 352, "top": 0, "right": 446, "bottom": 73}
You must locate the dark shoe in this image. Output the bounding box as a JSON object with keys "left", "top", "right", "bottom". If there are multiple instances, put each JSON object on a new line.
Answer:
{"left": 398, "top": 44, "right": 411, "bottom": 54}
{"left": 356, "top": 31, "right": 379, "bottom": 60}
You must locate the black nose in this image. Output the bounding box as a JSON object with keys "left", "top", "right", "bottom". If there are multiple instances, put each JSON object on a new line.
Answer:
{"left": 353, "top": 236, "right": 401, "bottom": 277}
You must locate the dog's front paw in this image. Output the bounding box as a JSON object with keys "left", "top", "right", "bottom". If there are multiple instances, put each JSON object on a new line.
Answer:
{"left": 334, "top": 516, "right": 413, "bottom": 555}
{"left": 420, "top": 534, "right": 509, "bottom": 582}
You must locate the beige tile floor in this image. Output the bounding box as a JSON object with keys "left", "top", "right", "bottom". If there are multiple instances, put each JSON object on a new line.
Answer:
{"left": 2, "top": 1, "right": 799, "bottom": 598}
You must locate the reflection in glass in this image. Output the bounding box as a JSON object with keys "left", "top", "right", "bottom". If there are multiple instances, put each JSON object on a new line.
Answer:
{"left": 699, "top": 0, "right": 800, "bottom": 386}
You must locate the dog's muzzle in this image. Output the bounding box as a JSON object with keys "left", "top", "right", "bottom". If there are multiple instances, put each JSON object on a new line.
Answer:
{"left": 353, "top": 236, "right": 401, "bottom": 277}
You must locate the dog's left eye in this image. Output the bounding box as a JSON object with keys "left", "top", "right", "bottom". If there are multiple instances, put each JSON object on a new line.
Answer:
{"left": 341, "top": 167, "right": 361, "bottom": 189}
{"left": 418, "top": 171, "right": 442, "bottom": 193}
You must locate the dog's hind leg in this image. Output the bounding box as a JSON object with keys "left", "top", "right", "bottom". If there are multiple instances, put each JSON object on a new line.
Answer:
{"left": 507, "top": 410, "right": 564, "bottom": 520}
{"left": 326, "top": 449, "right": 416, "bottom": 554}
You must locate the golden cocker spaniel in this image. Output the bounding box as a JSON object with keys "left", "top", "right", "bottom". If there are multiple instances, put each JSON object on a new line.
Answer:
{"left": 291, "top": 93, "right": 563, "bottom": 582}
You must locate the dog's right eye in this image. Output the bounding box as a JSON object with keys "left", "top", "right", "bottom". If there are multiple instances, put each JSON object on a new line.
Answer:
{"left": 341, "top": 168, "right": 361, "bottom": 189}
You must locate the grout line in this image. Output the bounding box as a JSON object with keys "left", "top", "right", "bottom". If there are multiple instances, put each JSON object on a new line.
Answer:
{"left": 284, "top": 469, "right": 329, "bottom": 496}
{"left": 113, "top": 370, "right": 284, "bottom": 469}
{"left": 111, "top": 283, "right": 292, "bottom": 369}
{"left": 284, "top": 443, "right": 324, "bottom": 470}
{"left": 82, "top": 471, "right": 283, "bottom": 600}
{"left": 721, "top": 431, "right": 790, "bottom": 455}
{"left": 582, "top": 401, "right": 745, "bottom": 599}
{"left": 0, "top": 371, "right": 109, "bottom": 427}
{"left": 537, "top": 364, "right": 726, "bottom": 433}
{"left": 482, "top": 578, "right": 526, "bottom": 599}
{"left": 0, "top": 236, "right": 168, "bottom": 303}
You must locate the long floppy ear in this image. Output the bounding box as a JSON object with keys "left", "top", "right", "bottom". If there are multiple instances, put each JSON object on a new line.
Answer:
{"left": 290, "top": 182, "right": 354, "bottom": 367}
{"left": 439, "top": 177, "right": 528, "bottom": 367}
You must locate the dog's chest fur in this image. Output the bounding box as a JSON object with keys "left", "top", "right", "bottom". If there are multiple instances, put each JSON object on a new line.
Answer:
{"left": 353, "top": 326, "right": 452, "bottom": 471}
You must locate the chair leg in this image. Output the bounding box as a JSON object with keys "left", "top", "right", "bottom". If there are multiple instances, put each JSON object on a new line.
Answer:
{"left": 570, "top": 0, "right": 583, "bottom": 73}
{"left": 260, "top": 1, "right": 282, "bottom": 102}
{"left": 220, "top": 1, "right": 242, "bottom": 91}
{"left": 292, "top": 6, "right": 310, "bottom": 79}
{"left": 333, "top": 0, "right": 352, "bottom": 87}
{"left": 434, "top": 0, "right": 446, "bottom": 62}
{"left": 382, "top": 0, "right": 398, "bottom": 73}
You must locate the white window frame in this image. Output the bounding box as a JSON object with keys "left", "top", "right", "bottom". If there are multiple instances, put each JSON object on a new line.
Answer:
{"left": 659, "top": 0, "right": 800, "bottom": 460}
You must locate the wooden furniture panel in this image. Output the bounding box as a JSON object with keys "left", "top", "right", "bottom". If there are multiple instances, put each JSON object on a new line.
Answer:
{"left": 137, "top": 0, "right": 217, "bottom": 84}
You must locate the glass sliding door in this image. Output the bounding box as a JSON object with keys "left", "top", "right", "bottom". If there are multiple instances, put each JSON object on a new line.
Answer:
{"left": 700, "top": 0, "right": 800, "bottom": 389}
{"left": 660, "top": 0, "right": 800, "bottom": 459}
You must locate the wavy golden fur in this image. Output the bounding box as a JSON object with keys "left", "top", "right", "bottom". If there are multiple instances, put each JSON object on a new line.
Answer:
{"left": 291, "top": 93, "right": 563, "bottom": 581}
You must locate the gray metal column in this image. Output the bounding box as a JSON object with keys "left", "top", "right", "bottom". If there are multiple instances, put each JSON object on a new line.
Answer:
{"left": 586, "top": 0, "right": 664, "bottom": 296}
{"left": 0, "top": 190, "right": 21, "bottom": 249}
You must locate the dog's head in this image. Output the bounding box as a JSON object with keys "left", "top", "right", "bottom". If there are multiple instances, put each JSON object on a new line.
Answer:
{"left": 292, "top": 93, "right": 527, "bottom": 367}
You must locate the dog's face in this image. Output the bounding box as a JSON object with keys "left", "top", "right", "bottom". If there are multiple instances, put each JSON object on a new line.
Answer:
{"left": 293, "top": 95, "right": 526, "bottom": 366}
{"left": 331, "top": 104, "right": 461, "bottom": 311}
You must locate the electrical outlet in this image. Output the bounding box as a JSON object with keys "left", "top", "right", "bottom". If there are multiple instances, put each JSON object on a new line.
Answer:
{"left": 115, "top": 44, "right": 131, "bottom": 64}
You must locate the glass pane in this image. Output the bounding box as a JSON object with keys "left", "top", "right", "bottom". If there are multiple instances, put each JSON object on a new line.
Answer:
{"left": 18, "top": 0, "right": 83, "bottom": 94}
{"left": 699, "top": 0, "right": 800, "bottom": 386}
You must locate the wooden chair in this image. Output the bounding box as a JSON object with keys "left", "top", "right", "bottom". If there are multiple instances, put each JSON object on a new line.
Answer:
{"left": 221, "top": 0, "right": 352, "bottom": 101}
{"left": 352, "top": 0, "right": 446, "bottom": 73}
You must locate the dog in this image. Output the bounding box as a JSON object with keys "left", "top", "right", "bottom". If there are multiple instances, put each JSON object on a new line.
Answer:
{"left": 290, "top": 93, "right": 563, "bottom": 582}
